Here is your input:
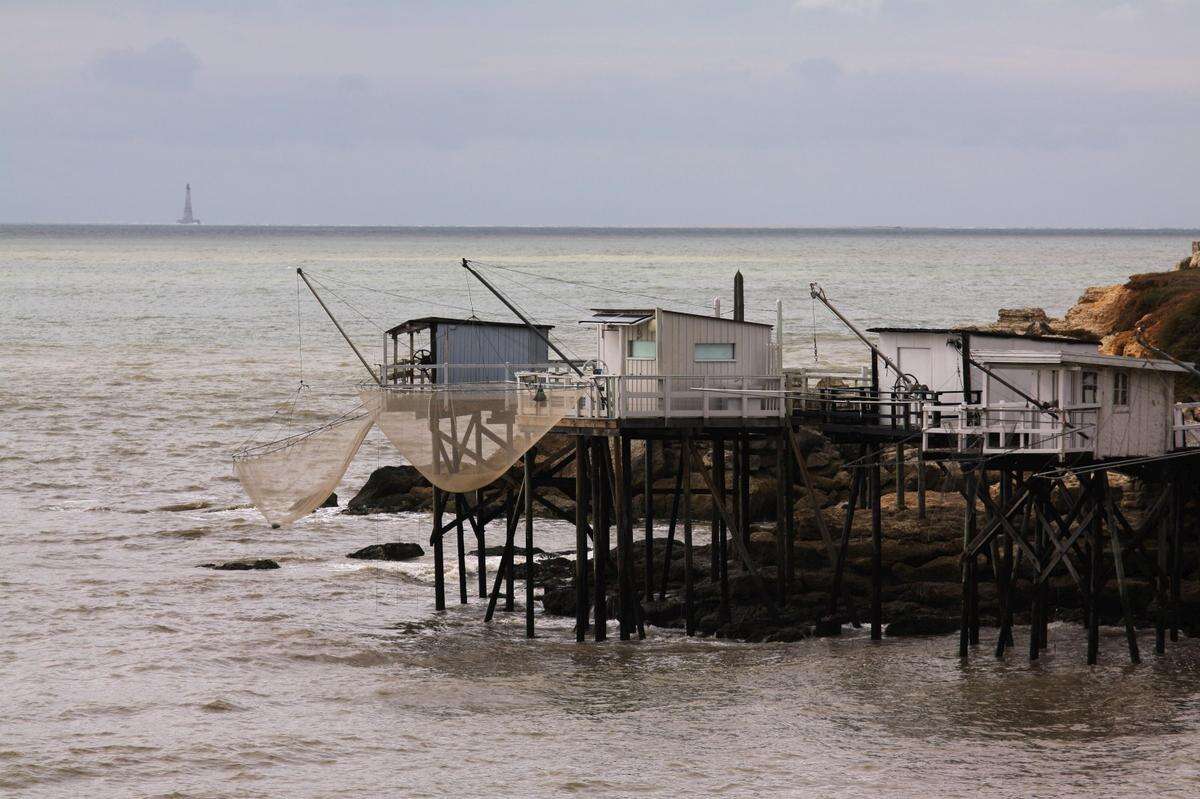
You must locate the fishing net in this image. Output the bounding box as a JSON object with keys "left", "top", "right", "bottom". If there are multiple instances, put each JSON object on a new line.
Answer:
{"left": 361, "top": 381, "right": 587, "bottom": 493}
{"left": 233, "top": 407, "right": 376, "bottom": 528}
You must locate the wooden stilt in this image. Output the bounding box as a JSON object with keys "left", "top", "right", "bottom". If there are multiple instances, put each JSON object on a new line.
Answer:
{"left": 575, "top": 435, "right": 590, "bottom": 643}
{"left": 1157, "top": 479, "right": 1169, "bottom": 655}
{"left": 829, "top": 466, "right": 863, "bottom": 622}
{"left": 969, "top": 471, "right": 982, "bottom": 647}
{"left": 916, "top": 445, "right": 926, "bottom": 521}
{"left": 895, "top": 441, "right": 906, "bottom": 511}
{"left": 485, "top": 485, "right": 521, "bottom": 623}
{"left": 870, "top": 444, "right": 883, "bottom": 640}
{"left": 524, "top": 449, "right": 536, "bottom": 638}
{"left": 455, "top": 493, "right": 468, "bottom": 605}
{"left": 474, "top": 490, "right": 487, "bottom": 598}
{"left": 594, "top": 437, "right": 609, "bottom": 642}
{"left": 659, "top": 446, "right": 684, "bottom": 601}
{"left": 614, "top": 435, "right": 633, "bottom": 641}
{"left": 776, "top": 433, "right": 788, "bottom": 604}
{"left": 739, "top": 432, "right": 752, "bottom": 547}
{"left": 712, "top": 436, "right": 724, "bottom": 579}
{"left": 1087, "top": 482, "right": 1102, "bottom": 664}
{"left": 644, "top": 439, "right": 654, "bottom": 603}
{"left": 1101, "top": 472, "right": 1140, "bottom": 663}
{"left": 960, "top": 468, "right": 976, "bottom": 658}
{"left": 433, "top": 486, "right": 446, "bottom": 612}
{"left": 505, "top": 495, "right": 516, "bottom": 612}
{"left": 1170, "top": 475, "right": 1183, "bottom": 643}
{"left": 784, "top": 430, "right": 797, "bottom": 592}
{"left": 683, "top": 436, "right": 696, "bottom": 635}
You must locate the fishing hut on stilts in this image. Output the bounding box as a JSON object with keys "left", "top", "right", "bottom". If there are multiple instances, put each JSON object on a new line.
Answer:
{"left": 233, "top": 264, "right": 1200, "bottom": 665}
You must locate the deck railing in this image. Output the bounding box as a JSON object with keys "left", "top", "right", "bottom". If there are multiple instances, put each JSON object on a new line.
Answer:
{"left": 923, "top": 403, "right": 1100, "bottom": 455}
{"left": 1172, "top": 402, "right": 1200, "bottom": 449}
{"left": 517, "top": 372, "right": 785, "bottom": 420}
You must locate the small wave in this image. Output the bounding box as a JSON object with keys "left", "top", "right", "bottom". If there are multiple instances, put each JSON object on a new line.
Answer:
{"left": 157, "top": 500, "right": 213, "bottom": 512}
{"left": 199, "top": 698, "right": 244, "bottom": 713}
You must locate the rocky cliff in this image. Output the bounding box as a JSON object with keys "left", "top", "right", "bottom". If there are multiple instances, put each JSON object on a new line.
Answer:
{"left": 1033, "top": 242, "right": 1200, "bottom": 398}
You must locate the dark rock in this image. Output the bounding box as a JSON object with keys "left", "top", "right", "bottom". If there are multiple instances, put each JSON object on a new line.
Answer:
{"left": 344, "top": 465, "right": 430, "bottom": 515}
{"left": 320, "top": 493, "right": 338, "bottom": 508}
{"left": 511, "top": 556, "right": 575, "bottom": 588}
{"left": 813, "top": 617, "right": 843, "bottom": 636}
{"left": 470, "top": 545, "right": 546, "bottom": 557}
{"left": 346, "top": 542, "right": 424, "bottom": 561}
{"left": 199, "top": 559, "right": 280, "bottom": 571}
{"left": 542, "top": 584, "right": 577, "bottom": 617}
{"left": 885, "top": 614, "right": 959, "bottom": 637}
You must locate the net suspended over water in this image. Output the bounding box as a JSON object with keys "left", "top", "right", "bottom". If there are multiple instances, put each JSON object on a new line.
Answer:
{"left": 361, "top": 381, "right": 587, "bottom": 494}
{"left": 233, "top": 380, "right": 587, "bottom": 527}
{"left": 233, "top": 407, "right": 376, "bottom": 528}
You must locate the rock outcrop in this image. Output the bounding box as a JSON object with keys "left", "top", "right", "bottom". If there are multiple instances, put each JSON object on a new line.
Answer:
{"left": 199, "top": 559, "right": 280, "bottom": 570}
{"left": 346, "top": 542, "right": 424, "bottom": 561}
{"left": 344, "top": 465, "right": 432, "bottom": 515}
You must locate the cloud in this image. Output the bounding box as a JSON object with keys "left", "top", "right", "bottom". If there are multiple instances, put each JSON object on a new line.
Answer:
{"left": 90, "top": 38, "right": 200, "bottom": 92}
{"left": 793, "top": 0, "right": 885, "bottom": 15}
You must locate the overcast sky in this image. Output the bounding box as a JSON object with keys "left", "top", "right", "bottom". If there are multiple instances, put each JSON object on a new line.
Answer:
{"left": 1, "top": 0, "right": 1198, "bottom": 226}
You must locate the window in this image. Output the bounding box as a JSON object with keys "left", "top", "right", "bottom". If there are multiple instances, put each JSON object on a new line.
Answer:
{"left": 627, "top": 339, "right": 656, "bottom": 359}
{"left": 695, "top": 343, "right": 735, "bottom": 361}
{"left": 1112, "top": 370, "right": 1130, "bottom": 407}
{"left": 1080, "top": 371, "right": 1098, "bottom": 405}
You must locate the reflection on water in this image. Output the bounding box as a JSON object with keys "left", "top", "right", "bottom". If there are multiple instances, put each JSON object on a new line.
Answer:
{"left": 3, "top": 227, "right": 1200, "bottom": 797}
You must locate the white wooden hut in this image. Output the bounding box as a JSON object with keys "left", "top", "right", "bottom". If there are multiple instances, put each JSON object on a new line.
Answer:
{"left": 576, "top": 308, "right": 782, "bottom": 419}
{"left": 868, "top": 326, "right": 1191, "bottom": 458}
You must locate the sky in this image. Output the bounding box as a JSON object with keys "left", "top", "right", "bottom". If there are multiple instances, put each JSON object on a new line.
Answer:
{"left": 1, "top": 0, "right": 1199, "bottom": 227}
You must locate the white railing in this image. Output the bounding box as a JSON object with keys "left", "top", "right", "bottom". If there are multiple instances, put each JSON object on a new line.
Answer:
{"left": 519, "top": 373, "right": 785, "bottom": 420}
{"left": 922, "top": 403, "right": 1100, "bottom": 455}
{"left": 1173, "top": 402, "right": 1200, "bottom": 449}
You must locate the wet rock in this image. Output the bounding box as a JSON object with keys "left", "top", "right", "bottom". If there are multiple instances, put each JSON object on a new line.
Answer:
{"left": 885, "top": 614, "right": 959, "bottom": 637}
{"left": 542, "top": 584, "right": 577, "bottom": 617}
{"left": 344, "top": 465, "right": 431, "bottom": 515}
{"left": 320, "top": 493, "right": 338, "bottom": 508}
{"left": 199, "top": 559, "right": 280, "bottom": 571}
{"left": 346, "top": 542, "right": 424, "bottom": 561}
{"left": 470, "top": 545, "right": 546, "bottom": 557}
{"left": 511, "top": 555, "right": 575, "bottom": 588}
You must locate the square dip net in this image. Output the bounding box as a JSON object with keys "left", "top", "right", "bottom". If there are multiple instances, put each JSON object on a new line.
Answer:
{"left": 232, "top": 379, "right": 587, "bottom": 527}
{"left": 233, "top": 406, "right": 376, "bottom": 528}
{"left": 361, "top": 381, "right": 587, "bottom": 494}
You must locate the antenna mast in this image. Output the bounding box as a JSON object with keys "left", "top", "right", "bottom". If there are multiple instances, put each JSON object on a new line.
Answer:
{"left": 809, "top": 283, "right": 915, "bottom": 389}
{"left": 296, "top": 268, "right": 382, "bottom": 385}
{"left": 461, "top": 259, "right": 586, "bottom": 379}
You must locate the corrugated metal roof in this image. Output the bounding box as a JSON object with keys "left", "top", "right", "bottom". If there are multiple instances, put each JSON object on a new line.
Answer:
{"left": 581, "top": 311, "right": 654, "bottom": 326}
{"left": 386, "top": 316, "right": 553, "bottom": 336}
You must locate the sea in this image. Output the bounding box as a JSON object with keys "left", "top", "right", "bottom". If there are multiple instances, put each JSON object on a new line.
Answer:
{"left": 3, "top": 225, "right": 1200, "bottom": 798}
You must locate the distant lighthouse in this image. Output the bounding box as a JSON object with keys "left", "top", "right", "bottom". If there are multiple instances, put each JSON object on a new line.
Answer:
{"left": 177, "top": 183, "right": 201, "bottom": 224}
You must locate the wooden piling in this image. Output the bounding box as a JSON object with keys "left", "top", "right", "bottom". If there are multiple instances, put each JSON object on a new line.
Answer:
{"left": 895, "top": 441, "right": 906, "bottom": 511}
{"left": 683, "top": 436, "right": 696, "bottom": 635}
{"left": 644, "top": 439, "right": 654, "bottom": 603}
{"left": 575, "top": 435, "right": 590, "bottom": 643}
{"left": 916, "top": 445, "right": 926, "bottom": 520}
{"left": 524, "top": 449, "right": 536, "bottom": 638}
{"left": 594, "top": 437, "right": 610, "bottom": 642}
{"left": 713, "top": 436, "right": 726, "bottom": 582}
{"left": 455, "top": 493, "right": 468, "bottom": 605}
{"left": 474, "top": 490, "right": 487, "bottom": 598}
{"left": 870, "top": 444, "right": 882, "bottom": 640}
{"left": 433, "top": 486, "right": 446, "bottom": 612}
{"left": 776, "top": 433, "right": 788, "bottom": 604}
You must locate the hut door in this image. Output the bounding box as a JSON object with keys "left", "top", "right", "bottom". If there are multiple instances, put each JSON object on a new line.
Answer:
{"left": 897, "top": 347, "right": 931, "bottom": 388}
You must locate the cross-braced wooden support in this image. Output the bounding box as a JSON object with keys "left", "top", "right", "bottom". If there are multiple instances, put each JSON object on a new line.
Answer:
{"left": 953, "top": 460, "right": 1183, "bottom": 664}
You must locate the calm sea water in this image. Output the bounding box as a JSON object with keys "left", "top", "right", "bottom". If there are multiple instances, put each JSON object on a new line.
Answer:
{"left": 3, "top": 226, "right": 1200, "bottom": 798}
